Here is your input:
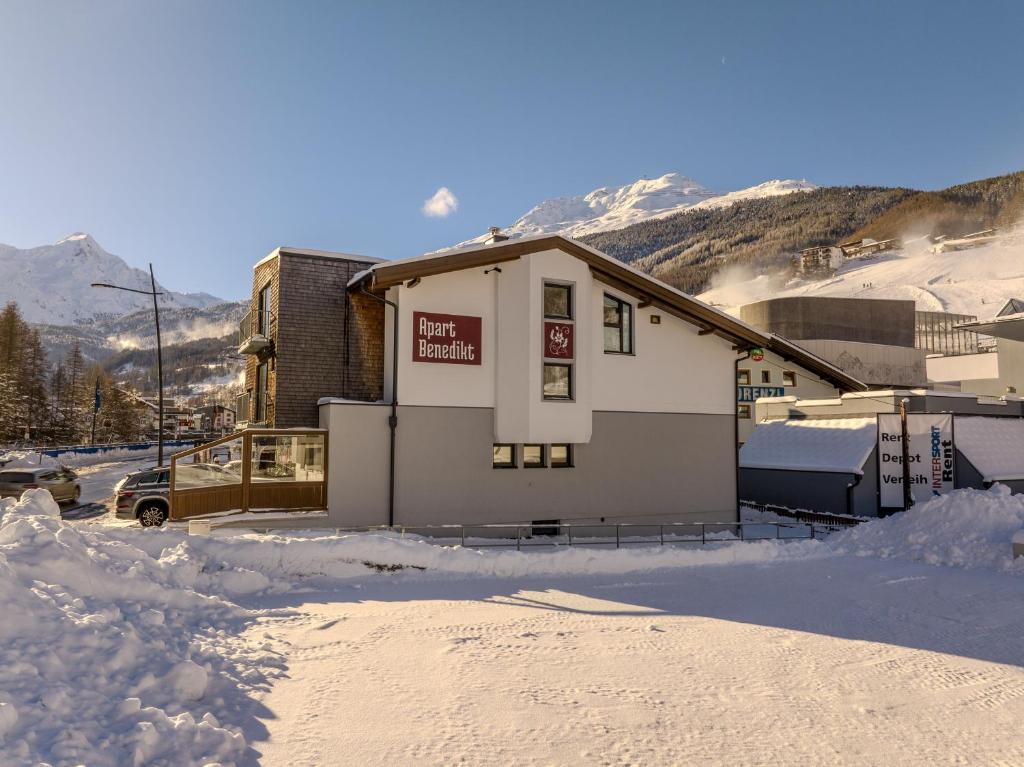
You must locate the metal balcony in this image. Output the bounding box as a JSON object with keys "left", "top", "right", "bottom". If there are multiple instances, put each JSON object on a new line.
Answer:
{"left": 237, "top": 309, "right": 274, "bottom": 355}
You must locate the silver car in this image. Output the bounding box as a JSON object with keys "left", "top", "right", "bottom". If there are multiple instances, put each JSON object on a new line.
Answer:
{"left": 0, "top": 467, "right": 81, "bottom": 505}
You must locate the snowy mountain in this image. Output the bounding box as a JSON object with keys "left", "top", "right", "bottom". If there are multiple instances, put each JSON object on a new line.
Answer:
{"left": 698, "top": 227, "right": 1024, "bottom": 320}
{"left": 0, "top": 233, "right": 225, "bottom": 325}
{"left": 456, "top": 173, "right": 817, "bottom": 245}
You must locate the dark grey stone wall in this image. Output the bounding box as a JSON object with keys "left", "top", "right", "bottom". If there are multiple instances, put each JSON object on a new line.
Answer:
{"left": 741, "top": 296, "right": 916, "bottom": 348}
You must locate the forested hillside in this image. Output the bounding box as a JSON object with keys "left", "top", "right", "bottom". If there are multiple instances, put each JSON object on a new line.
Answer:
{"left": 581, "top": 187, "right": 913, "bottom": 294}
{"left": 580, "top": 170, "right": 1024, "bottom": 296}
{"left": 850, "top": 170, "right": 1024, "bottom": 242}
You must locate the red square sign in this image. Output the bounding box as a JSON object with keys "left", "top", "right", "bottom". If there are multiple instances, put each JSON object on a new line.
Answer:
{"left": 412, "top": 311, "right": 482, "bottom": 365}
{"left": 544, "top": 321, "right": 574, "bottom": 359}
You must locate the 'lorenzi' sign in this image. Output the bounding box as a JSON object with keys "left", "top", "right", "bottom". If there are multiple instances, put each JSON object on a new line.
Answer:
{"left": 412, "top": 311, "right": 482, "bottom": 365}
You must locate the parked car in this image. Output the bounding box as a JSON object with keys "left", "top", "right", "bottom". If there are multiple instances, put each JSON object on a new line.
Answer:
{"left": 0, "top": 467, "right": 81, "bottom": 505}
{"left": 114, "top": 467, "right": 170, "bottom": 527}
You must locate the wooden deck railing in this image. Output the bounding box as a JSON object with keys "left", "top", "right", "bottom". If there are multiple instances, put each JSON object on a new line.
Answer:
{"left": 169, "top": 429, "right": 328, "bottom": 521}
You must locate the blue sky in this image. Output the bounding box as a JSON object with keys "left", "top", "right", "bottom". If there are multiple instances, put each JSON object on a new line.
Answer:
{"left": 2, "top": 1, "right": 1023, "bottom": 300}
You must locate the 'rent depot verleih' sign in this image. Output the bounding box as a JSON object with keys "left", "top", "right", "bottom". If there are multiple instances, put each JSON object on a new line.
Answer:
{"left": 877, "top": 413, "right": 955, "bottom": 508}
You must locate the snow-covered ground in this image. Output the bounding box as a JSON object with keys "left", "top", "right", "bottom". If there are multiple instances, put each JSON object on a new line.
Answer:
{"left": 3, "top": 487, "right": 1024, "bottom": 765}
{"left": 699, "top": 227, "right": 1024, "bottom": 319}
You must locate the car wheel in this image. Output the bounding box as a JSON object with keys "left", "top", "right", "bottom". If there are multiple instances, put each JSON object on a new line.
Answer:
{"left": 138, "top": 504, "right": 168, "bottom": 527}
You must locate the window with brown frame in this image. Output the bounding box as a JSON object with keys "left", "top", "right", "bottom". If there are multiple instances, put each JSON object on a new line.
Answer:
{"left": 550, "top": 444, "right": 573, "bottom": 468}
{"left": 761, "top": 370, "right": 771, "bottom": 384}
{"left": 523, "top": 445, "right": 546, "bottom": 468}
{"left": 543, "top": 282, "right": 572, "bottom": 319}
{"left": 492, "top": 444, "right": 516, "bottom": 468}
{"left": 603, "top": 293, "right": 633, "bottom": 354}
{"left": 738, "top": 404, "right": 752, "bottom": 419}
{"left": 737, "top": 369, "right": 751, "bottom": 385}
{"left": 543, "top": 363, "right": 572, "bottom": 400}
{"left": 783, "top": 370, "right": 796, "bottom": 387}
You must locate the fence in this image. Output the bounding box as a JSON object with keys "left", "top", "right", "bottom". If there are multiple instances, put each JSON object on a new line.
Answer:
{"left": 215, "top": 520, "right": 841, "bottom": 548}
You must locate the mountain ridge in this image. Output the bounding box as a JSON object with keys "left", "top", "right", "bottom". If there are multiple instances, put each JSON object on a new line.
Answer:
{"left": 0, "top": 232, "right": 227, "bottom": 325}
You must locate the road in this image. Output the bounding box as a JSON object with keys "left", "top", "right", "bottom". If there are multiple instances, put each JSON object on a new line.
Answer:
{"left": 60, "top": 457, "right": 154, "bottom": 525}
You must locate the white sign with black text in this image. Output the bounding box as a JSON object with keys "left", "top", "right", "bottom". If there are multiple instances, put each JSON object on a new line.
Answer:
{"left": 877, "top": 413, "right": 955, "bottom": 508}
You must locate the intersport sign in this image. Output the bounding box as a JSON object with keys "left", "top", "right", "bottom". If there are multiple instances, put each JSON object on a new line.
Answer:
{"left": 877, "top": 413, "right": 954, "bottom": 508}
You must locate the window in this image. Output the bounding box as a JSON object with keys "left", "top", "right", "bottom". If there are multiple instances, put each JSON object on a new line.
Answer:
{"left": 738, "top": 404, "right": 752, "bottom": 419}
{"left": 523, "top": 445, "right": 546, "bottom": 467}
{"left": 254, "top": 363, "right": 269, "bottom": 423}
{"left": 543, "top": 282, "right": 572, "bottom": 319}
{"left": 550, "top": 444, "right": 573, "bottom": 468}
{"left": 493, "top": 444, "right": 516, "bottom": 468}
{"left": 737, "top": 369, "right": 751, "bottom": 385}
{"left": 782, "top": 370, "right": 796, "bottom": 387}
{"left": 761, "top": 370, "right": 771, "bottom": 384}
{"left": 257, "top": 282, "right": 272, "bottom": 335}
{"left": 543, "top": 363, "right": 572, "bottom": 399}
{"left": 251, "top": 434, "right": 325, "bottom": 482}
{"left": 603, "top": 294, "right": 633, "bottom": 354}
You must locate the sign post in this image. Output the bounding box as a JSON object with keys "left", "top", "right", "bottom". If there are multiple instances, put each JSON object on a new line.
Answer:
{"left": 877, "top": 411, "right": 955, "bottom": 510}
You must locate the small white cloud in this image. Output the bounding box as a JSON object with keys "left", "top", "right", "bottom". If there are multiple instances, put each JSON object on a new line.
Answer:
{"left": 422, "top": 187, "right": 459, "bottom": 218}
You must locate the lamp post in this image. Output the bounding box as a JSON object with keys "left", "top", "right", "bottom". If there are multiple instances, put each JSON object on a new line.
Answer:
{"left": 91, "top": 263, "right": 166, "bottom": 467}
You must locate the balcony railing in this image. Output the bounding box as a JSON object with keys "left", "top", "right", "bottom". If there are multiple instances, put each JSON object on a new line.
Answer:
{"left": 237, "top": 309, "right": 274, "bottom": 355}
{"left": 234, "top": 392, "right": 250, "bottom": 427}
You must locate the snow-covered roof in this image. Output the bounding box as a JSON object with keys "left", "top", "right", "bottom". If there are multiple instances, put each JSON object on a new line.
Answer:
{"left": 740, "top": 417, "right": 878, "bottom": 475}
{"left": 954, "top": 417, "right": 1024, "bottom": 482}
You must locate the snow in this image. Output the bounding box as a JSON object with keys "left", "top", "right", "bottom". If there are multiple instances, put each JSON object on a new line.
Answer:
{"left": 6, "top": 482, "right": 1024, "bottom": 765}
{"left": 739, "top": 416, "right": 878, "bottom": 474}
{"left": 453, "top": 174, "right": 817, "bottom": 246}
{"left": 0, "top": 233, "right": 225, "bottom": 325}
{"left": 0, "top": 491, "right": 284, "bottom": 765}
{"left": 831, "top": 484, "right": 1024, "bottom": 572}
{"left": 700, "top": 226, "right": 1024, "bottom": 319}
{"left": 953, "top": 416, "right": 1024, "bottom": 481}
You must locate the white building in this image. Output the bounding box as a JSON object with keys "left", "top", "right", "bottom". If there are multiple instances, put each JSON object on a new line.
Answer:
{"left": 317, "top": 234, "right": 863, "bottom": 529}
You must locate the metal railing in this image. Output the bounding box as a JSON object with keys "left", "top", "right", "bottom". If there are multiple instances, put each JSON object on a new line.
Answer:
{"left": 377, "top": 521, "right": 834, "bottom": 550}
{"left": 237, "top": 309, "right": 274, "bottom": 346}
{"left": 741, "top": 501, "right": 865, "bottom": 528}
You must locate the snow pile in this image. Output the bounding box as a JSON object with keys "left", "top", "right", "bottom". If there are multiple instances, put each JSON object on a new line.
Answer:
{"left": 831, "top": 485, "right": 1024, "bottom": 572}
{"left": 0, "top": 450, "right": 57, "bottom": 469}
{"left": 0, "top": 491, "right": 283, "bottom": 766}
{"left": 109, "top": 527, "right": 825, "bottom": 586}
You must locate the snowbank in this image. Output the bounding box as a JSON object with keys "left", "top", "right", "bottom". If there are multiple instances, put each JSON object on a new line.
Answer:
{"left": 0, "top": 449, "right": 57, "bottom": 469}
{"left": 831, "top": 484, "right": 1024, "bottom": 573}
{"left": 0, "top": 491, "right": 283, "bottom": 766}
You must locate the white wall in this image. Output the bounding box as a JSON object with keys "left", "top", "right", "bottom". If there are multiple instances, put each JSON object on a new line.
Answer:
{"left": 741, "top": 350, "right": 842, "bottom": 442}
{"left": 381, "top": 245, "right": 740, "bottom": 445}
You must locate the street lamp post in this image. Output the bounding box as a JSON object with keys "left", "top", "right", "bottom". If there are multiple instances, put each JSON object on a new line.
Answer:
{"left": 91, "top": 263, "right": 166, "bottom": 467}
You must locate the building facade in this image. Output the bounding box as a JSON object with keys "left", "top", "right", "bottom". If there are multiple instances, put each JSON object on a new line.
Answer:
{"left": 237, "top": 246, "right": 385, "bottom": 429}
{"left": 316, "top": 235, "right": 861, "bottom": 528}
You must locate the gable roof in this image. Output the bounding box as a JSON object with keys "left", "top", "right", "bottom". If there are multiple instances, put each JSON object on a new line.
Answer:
{"left": 349, "top": 234, "right": 867, "bottom": 393}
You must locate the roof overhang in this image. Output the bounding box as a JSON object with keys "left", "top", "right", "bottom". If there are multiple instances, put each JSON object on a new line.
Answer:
{"left": 956, "top": 314, "right": 1024, "bottom": 342}
{"left": 348, "top": 234, "right": 867, "bottom": 392}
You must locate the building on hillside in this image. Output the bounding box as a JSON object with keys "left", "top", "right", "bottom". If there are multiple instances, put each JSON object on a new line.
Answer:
{"left": 793, "top": 245, "right": 842, "bottom": 276}
{"left": 195, "top": 404, "right": 236, "bottom": 436}
{"left": 235, "top": 246, "right": 385, "bottom": 429}
{"left": 838, "top": 237, "right": 900, "bottom": 259}
{"left": 740, "top": 296, "right": 927, "bottom": 387}
{"left": 930, "top": 229, "right": 999, "bottom": 254}
{"left": 739, "top": 390, "right": 1024, "bottom": 517}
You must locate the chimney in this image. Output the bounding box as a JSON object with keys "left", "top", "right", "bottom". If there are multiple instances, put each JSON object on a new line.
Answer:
{"left": 484, "top": 226, "right": 508, "bottom": 245}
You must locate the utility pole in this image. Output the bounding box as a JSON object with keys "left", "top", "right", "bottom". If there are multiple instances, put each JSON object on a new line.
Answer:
{"left": 91, "top": 265, "right": 166, "bottom": 467}
{"left": 900, "top": 397, "right": 913, "bottom": 510}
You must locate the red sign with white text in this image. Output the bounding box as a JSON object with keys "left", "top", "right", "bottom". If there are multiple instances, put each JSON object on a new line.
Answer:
{"left": 413, "top": 311, "right": 482, "bottom": 365}
{"left": 544, "top": 321, "right": 574, "bottom": 359}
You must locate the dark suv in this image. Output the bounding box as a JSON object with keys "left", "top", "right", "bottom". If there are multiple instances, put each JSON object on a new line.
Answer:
{"left": 115, "top": 467, "right": 170, "bottom": 527}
